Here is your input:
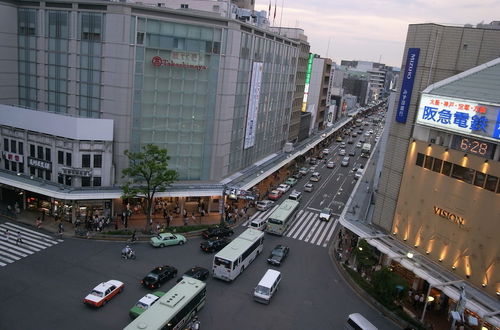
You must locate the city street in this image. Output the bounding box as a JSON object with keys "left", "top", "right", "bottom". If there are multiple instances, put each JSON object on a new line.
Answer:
{"left": 0, "top": 122, "right": 398, "bottom": 330}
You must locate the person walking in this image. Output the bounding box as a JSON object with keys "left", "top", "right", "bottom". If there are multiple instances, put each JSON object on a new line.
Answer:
{"left": 3, "top": 229, "right": 9, "bottom": 241}
{"left": 16, "top": 231, "right": 23, "bottom": 245}
{"left": 167, "top": 214, "right": 172, "bottom": 228}
{"left": 35, "top": 216, "right": 42, "bottom": 229}
{"left": 413, "top": 293, "right": 420, "bottom": 307}
{"left": 58, "top": 222, "right": 64, "bottom": 237}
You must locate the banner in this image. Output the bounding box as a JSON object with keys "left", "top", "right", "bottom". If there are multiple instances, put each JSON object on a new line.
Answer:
{"left": 244, "top": 62, "right": 263, "bottom": 149}
{"left": 395, "top": 48, "right": 420, "bottom": 123}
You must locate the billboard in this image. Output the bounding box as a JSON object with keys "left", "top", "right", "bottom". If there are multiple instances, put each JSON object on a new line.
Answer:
{"left": 395, "top": 48, "right": 420, "bottom": 123}
{"left": 301, "top": 53, "right": 315, "bottom": 112}
{"left": 416, "top": 93, "right": 500, "bottom": 143}
{"left": 244, "top": 62, "right": 264, "bottom": 149}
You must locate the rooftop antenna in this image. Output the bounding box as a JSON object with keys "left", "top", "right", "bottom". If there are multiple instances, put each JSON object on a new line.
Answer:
{"left": 326, "top": 37, "right": 331, "bottom": 58}
{"left": 378, "top": 54, "right": 382, "bottom": 64}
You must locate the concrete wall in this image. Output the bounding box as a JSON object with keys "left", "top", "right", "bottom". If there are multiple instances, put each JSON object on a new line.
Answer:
{"left": 0, "top": 2, "right": 19, "bottom": 105}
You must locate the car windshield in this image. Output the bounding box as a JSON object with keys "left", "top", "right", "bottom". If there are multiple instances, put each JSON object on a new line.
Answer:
{"left": 255, "top": 285, "right": 270, "bottom": 295}
{"left": 135, "top": 301, "right": 149, "bottom": 310}
{"left": 322, "top": 209, "right": 330, "bottom": 214}
{"left": 272, "top": 249, "right": 284, "bottom": 257}
{"left": 90, "top": 290, "right": 104, "bottom": 298}
{"left": 146, "top": 273, "right": 159, "bottom": 280}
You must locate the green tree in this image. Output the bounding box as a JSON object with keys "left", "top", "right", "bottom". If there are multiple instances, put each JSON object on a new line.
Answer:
{"left": 122, "top": 144, "right": 178, "bottom": 228}
{"left": 353, "top": 239, "right": 379, "bottom": 272}
{"left": 372, "top": 267, "right": 408, "bottom": 305}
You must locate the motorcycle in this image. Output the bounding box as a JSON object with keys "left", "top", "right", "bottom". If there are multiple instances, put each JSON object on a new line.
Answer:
{"left": 121, "top": 249, "right": 136, "bottom": 260}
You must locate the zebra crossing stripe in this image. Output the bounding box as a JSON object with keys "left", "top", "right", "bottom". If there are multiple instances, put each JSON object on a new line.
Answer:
{"left": 0, "top": 224, "right": 54, "bottom": 248}
{"left": 0, "top": 248, "right": 20, "bottom": 260}
{"left": 297, "top": 215, "right": 319, "bottom": 241}
{"left": 306, "top": 220, "right": 327, "bottom": 244}
{"left": 303, "top": 216, "right": 324, "bottom": 243}
{"left": 0, "top": 240, "right": 34, "bottom": 255}
{"left": 0, "top": 254, "right": 14, "bottom": 264}
{"left": 0, "top": 243, "right": 29, "bottom": 258}
{"left": 285, "top": 211, "right": 308, "bottom": 237}
{"left": 0, "top": 261, "right": 6, "bottom": 267}
{"left": 316, "top": 219, "right": 335, "bottom": 246}
{"left": 290, "top": 213, "right": 315, "bottom": 239}
{"left": 3, "top": 222, "right": 56, "bottom": 240}
{"left": 322, "top": 218, "right": 338, "bottom": 247}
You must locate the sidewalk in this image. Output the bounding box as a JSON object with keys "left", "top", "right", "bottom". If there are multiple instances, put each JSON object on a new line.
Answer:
{"left": 0, "top": 206, "right": 247, "bottom": 240}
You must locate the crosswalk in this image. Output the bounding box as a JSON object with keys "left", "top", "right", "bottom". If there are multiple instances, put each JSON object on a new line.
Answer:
{"left": 0, "top": 222, "right": 63, "bottom": 267}
{"left": 243, "top": 207, "right": 338, "bottom": 248}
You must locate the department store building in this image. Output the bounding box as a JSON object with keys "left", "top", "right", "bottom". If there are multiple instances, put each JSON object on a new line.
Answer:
{"left": 0, "top": 0, "right": 300, "bottom": 220}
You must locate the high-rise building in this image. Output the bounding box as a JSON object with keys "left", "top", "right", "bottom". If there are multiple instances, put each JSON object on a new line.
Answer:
{"left": 307, "top": 55, "right": 331, "bottom": 132}
{"left": 373, "top": 22, "right": 500, "bottom": 315}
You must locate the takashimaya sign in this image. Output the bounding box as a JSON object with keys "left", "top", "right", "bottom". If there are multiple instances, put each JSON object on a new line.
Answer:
{"left": 416, "top": 94, "right": 500, "bottom": 143}
{"left": 151, "top": 52, "right": 207, "bottom": 71}
{"left": 3, "top": 151, "right": 24, "bottom": 163}
{"left": 62, "top": 167, "right": 92, "bottom": 177}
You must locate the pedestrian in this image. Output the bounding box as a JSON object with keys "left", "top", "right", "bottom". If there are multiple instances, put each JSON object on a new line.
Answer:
{"left": 131, "top": 230, "right": 137, "bottom": 242}
{"left": 58, "top": 222, "right": 64, "bottom": 237}
{"left": 41, "top": 209, "right": 45, "bottom": 222}
{"left": 3, "top": 229, "right": 9, "bottom": 241}
{"left": 413, "top": 293, "right": 419, "bottom": 307}
{"left": 16, "top": 231, "right": 23, "bottom": 245}
{"left": 191, "top": 212, "right": 196, "bottom": 224}
{"left": 156, "top": 222, "right": 161, "bottom": 233}
{"left": 419, "top": 294, "right": 425, "bottom": 307}
{"left": 35, "top": 216, "right": 42, "bottom": 229}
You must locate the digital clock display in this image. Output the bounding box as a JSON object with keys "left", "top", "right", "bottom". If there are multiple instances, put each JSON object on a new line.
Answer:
{"left": 451, "top": 135, "right": 495, "bottom": 159}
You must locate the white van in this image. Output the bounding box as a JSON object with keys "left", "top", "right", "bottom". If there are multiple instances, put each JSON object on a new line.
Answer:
{"left": 254, "top": 269, "right": 281, "bottom": 304}
{"left": 344, "top": 313, "right": 378, "bottom": 330}
{"left": 249, "top": 218, "right": 267, "bottom": 231}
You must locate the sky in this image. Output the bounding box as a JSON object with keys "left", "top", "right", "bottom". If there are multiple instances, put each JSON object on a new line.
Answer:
{"left": 255, "top": 0, "right": 500, "bottom": 68}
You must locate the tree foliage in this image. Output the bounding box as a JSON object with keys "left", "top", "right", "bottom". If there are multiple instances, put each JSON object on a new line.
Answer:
{"left": 353, "top": 239, "right": 379, "bottom": 270}
{"left": 121, "top": 144, "right": 178, "bottom": 226}
{"left": 372, "top": 267, "right": 408, "bottom": 304}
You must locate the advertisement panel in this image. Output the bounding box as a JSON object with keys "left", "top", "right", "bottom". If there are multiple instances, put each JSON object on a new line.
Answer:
{"left": 301, "top": 53, "right": 315, "bottom": 112}
{"left": 395, "top": 48, "right": 420, "bottom": 123}
{"left": 416, "top": 93, "right": 500, "bottom": 143}
{"left": 244, "top": 62, "right": 263, "bottom": 149}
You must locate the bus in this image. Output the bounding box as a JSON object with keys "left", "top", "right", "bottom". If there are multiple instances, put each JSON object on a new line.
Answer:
{"left": 124, "top": 278, "right": 206, "bottom": 330}
{"left": 212, "top": 228, "right": 264, "bottom": 281}
{"left": 344, "top": 313, "right": 378, "bottom": 330}
{"left": 265, "top": 199, "right": 300, "bottom": 235}
{"left": 361, "top": 143, "right": 371, "bottom": 158}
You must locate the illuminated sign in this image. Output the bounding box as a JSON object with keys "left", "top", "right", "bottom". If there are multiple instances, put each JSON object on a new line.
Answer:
{"left": 416, "top": 94, "right": 500, "bottom": 143}
{"left": 28, "top": 157, "right": 52, "bottom": 171}
{"left": 151, "top": 53, "right": 207, "bottom": 71}
{"left": 450, "top": 135, "right": 494, "bottom": 159}
{"left": 301, "top": 53, "right": 315, "bottom": 112}
{"left": 395, "top": 48, "right": 420, "bottom": 123}
{"left": 244, "top": 62, "right": 263, "bottom": 149}
{"left": 3, "top": 152, "right": 23, "bottom": 163}
{"left": 433, "top": 206, "right": 466, "bottom": 229}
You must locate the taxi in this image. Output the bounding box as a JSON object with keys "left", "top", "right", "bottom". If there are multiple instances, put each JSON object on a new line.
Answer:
{"left": 83, "top": 280, "right": 124, "bottom": 308}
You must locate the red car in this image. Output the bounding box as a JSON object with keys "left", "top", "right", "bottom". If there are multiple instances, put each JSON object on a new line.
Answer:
{"left": 268, "top": 189, "right": 282, "bottom": 201}
{"left": 84, "top": 280, "right": 124, "bottom": 307}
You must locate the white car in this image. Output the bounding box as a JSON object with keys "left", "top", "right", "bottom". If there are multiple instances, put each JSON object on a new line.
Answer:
{"left": 83, "top": 280, "right": 124, "bottom": 308}
{"left": 356, "top": 142, "right": 362, "bottom": 148}
{"left": 277, "top": 184, "right": 291, "bottom": 193}
{"left": 354, "top": 168, "right": 364, "bottom": 180}
{"left": 256, "top": 200, "right": 275, "bottom": 211}
{"left": 304, "top": 183, "right": 314, "bottom": 192}
{"left": 339, "top": 149, "right": 346, "bottom": 156}
{"left": 319, "top": 208, "right": 333, "bottom": 222}
{"left": 323, "top": 148, "right": 330, "bottom": 155}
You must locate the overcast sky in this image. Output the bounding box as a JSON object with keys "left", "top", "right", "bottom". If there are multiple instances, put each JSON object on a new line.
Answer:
{"left": 255, "top": 0, "right": 500, "bottom": 68}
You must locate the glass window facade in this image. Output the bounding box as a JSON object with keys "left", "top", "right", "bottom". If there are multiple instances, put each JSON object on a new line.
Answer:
{"left": 78, "top": 12, "right": 103, "bottom": 118}
{"left": 131, "top": 17, "right": 221, "bottom": 180}
{"left": 18, "top": 8, "right": 38, "bottom": 108}
{"left": 46, "top": 11, "right": 69, "bottom": 113}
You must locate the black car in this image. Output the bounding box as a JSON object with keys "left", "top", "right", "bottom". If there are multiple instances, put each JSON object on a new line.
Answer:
{"left": 177, "top": 266, "right": 210, "bottom": 283}
{"left": 142, "top": 265, "right": 177, "bottom": 289}
{"left": 267, "top": 244, "right": 290, "bottom": 266}
{"left": 200, "top": 237, "right": 231, "bottom": 253}
{"left": 201, "top": 226, "right": 234, "bottom": 239}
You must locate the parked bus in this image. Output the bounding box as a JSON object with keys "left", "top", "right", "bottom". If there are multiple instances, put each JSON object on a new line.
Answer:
{"left": 344, "top": 313, "right": 378, "bottom": 330}
{"left": 265, "top": 199, "right": 300, "bottom": 235}
{"left": 212, "top": 228, "right": 264, "bottom": 281}
{"left": 361, "top": 143, "right": 372, "bottom": 158}
{"left": 124, "top": 278, "right": 206, "bottom": 330}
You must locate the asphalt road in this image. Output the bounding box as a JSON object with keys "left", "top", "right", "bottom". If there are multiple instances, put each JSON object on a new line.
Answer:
{"left": 0, "top": 121, "right": 398, "bottom": 330}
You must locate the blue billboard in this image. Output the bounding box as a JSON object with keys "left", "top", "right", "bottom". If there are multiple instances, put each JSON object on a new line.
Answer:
{"left": 395, "top": 48, "right": 420, "bottom": 123}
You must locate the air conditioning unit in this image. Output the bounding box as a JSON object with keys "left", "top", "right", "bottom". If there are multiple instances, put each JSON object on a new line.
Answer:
{"left": 430, "top": 138, "right": 436, "bottom": 144}
{"left": 283, "top": 142, "right": 293, "bottom": 153}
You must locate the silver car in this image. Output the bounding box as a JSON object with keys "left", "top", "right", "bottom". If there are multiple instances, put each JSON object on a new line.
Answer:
{"left": 256, "top": 200, "right": 275, "bottom": 211}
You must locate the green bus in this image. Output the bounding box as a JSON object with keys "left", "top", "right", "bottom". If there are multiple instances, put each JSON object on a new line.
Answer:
{"left": 124, "top": 278, "right": 206, "bottom": 330}
{"left": 265, "top": 199, "right": 300, "bottom": 235}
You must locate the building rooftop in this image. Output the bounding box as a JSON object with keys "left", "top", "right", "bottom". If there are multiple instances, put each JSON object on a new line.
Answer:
{"left": 423, "top": 57, "right": 500, "bottom": 104}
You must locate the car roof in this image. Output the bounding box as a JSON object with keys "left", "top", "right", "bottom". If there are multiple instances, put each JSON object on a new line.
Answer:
{"left": 95, "top": 280, "right": 123, "bottom": 291}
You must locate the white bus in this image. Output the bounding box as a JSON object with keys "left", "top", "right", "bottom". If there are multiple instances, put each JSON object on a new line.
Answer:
{"left": 124, "top": 278, "right": 206, "bottom": 330}
{"left": 361, "top": 143, "right": 371, "bottom": 158}
{"left": 212, "top": 228, "right": 264, "bottom": 281}
{"left": 265, "top": 199, "right": 300, "bottom": 235}
{"left": 344, "top": 313, "right": 378, "bottom": 330}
